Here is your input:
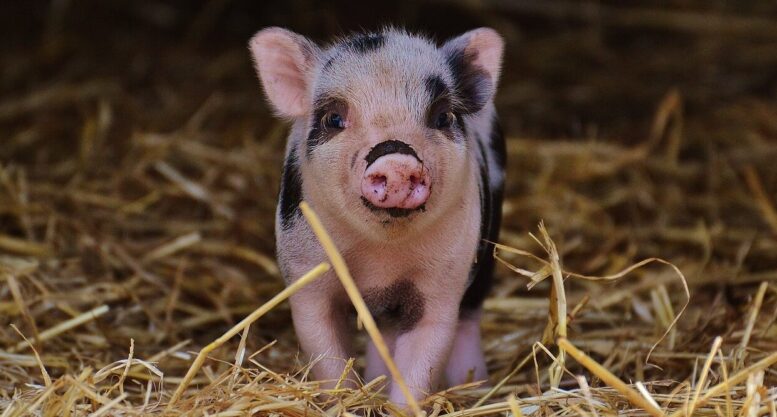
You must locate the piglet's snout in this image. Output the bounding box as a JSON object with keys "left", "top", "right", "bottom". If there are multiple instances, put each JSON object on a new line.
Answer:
{"left": 361, "top": 154, "right": 431, "bottom": 210}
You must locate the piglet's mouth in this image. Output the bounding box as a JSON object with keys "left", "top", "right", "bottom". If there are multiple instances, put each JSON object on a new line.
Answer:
{"left": 360, "top": 196, "right": 426, "bottom": 218}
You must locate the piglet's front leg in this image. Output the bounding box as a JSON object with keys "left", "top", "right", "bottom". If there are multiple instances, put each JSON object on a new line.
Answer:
{"left": 289, "top": 286, "right": 355, "bottom": 388}
{"left": 389, "top": 299, "right": 459, "bottom": 404}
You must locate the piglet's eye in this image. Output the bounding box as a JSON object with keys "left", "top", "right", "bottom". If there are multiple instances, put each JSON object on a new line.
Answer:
{"left": 435, "top": 111, "right": 456, "bottom": 129}
{"left": 322, "top": 112, "right": 345, "bottom": 129}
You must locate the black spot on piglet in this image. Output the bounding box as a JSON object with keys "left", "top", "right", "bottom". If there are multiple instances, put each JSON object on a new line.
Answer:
{"left": 364, "top": 140, "right": 420, "bottom": 168}
{"left": 278, "top": 146, "right": 303, "bottom": 230}
{"left": 460, "top": 138, "right": 503, "bottom": 316}
{"left": 324, "top": 33, "right": 385, "bottom": 71}
{"left": 363, "top": 280, "right": 425, "bottom": 332}
{"left": 425, "top": 75, "right": 449, "bottom": 102}
{"left": 446, "top": 48, "right": 493, "bottom": 115}
{"left": 345, "top": 33, "right": 385, "bottom": 53}
{"left": 490, "top": 114, "right": 506, "bottom": 170}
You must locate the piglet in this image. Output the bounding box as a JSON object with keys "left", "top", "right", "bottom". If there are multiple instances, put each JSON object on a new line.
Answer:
{"left": 248, "top": 27, "right": 505, "bottom": 404}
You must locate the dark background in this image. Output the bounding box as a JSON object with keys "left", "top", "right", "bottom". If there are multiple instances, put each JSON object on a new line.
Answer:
{"left": 4, "top": 0, "right": 777, "bottom": 139}
{"left": 1, "top": 0, "right": 776, "bottom": 392}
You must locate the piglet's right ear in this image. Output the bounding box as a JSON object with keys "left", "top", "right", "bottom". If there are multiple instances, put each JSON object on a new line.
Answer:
{"left": 249, "top": 27, "right": 320, "bottom": 118}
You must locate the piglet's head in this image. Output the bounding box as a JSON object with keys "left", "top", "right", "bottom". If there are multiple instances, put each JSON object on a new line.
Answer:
{"left": 250, "top": 27, "right": 503, "bottom": 238}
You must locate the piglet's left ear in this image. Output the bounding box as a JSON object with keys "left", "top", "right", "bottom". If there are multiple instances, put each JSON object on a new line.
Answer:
{"left": 442, "top": 28, "right": 504, "bottom": 114}
{"left": 249, "top": 27, "right": 320, "bottom": 118}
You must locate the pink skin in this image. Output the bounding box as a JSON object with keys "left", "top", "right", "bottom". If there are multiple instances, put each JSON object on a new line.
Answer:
{"left": 361, "top": 154, "right": 431, "bottom": 209}
{"left": 390, "top": 302, "right": 459, "bottom": 403}
{"left": 284, "top": 205, "right": 481, "bottom": 404}
{"left": 365, "top": 333, "right": 395, "bottom": 382}
{"left": 289, "top": 289, "right": 358, "bottom": 388}
{"left": 250, "top": 27, "right": 505, "bottom": 406}
{"left": 367, "top": 313, "right": 489, "bottom": 393}
{"left": 445, "top": 313, "right": 489, "bottom": 386}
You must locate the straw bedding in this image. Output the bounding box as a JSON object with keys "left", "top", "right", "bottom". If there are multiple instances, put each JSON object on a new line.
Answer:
{"left": 1, "top": 1, "right": 776, "bottom": 416}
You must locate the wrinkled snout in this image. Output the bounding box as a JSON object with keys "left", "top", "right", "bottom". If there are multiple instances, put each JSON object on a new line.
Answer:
{"left": 361, "top": 153, "right": 431, "bottom": 210}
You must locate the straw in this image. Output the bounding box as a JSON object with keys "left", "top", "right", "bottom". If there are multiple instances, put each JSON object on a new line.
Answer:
{"left": 9, "top": 304, "right": 110, "bottom": 353}
{"left": 558, "top": 337, "right": 665, "bottom": 417}
{"left": 2, "top": 3, "right": 777, "bottom": 415}
{"left": 166, "top": 262, "right": 330, "bottom": 408}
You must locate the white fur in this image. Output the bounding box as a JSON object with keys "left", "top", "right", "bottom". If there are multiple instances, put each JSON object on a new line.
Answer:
{"left": 251, "top": 27, "right": 504, "bottom": 404}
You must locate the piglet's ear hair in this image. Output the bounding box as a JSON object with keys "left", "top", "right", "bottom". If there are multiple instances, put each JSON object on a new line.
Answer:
{"left": 442, "top": 27, "right": 504, "bottom": 114}
{"left": 249, "top": 27, "right": 321, "bottom": 118}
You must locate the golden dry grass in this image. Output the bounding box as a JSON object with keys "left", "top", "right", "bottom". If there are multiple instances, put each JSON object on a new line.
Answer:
{"left": 2, "top": 1, "right": 777, "bottom": 416}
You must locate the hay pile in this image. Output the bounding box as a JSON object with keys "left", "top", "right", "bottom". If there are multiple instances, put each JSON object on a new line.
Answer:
{"left": 1, "top": 1, "right": 776, "bottom": 416}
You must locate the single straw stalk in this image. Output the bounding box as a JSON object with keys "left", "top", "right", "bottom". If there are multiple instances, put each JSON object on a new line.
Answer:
{"left": 740, "top": 281, "right": 768, "bottom": 351}
{"left": 506, "top": 394, "right": 525, "bottom": 417}
{"left": 473, "top": 351, "right": 533, "bottom": 407}
{"left": 166, "top": 262, "right": 330, "bottom": 409}
{"left": 9, "top": 304, "right": 109, "bottom": 353}
{"left": 742, "top": 166, "right": 777, "bottom": 235}
{"left": 299, "top": 201, "right": 423, "bottom": 417}
{"left": 688, "top": 336, "right": 722, "bottom": 416}
{"left": 537, "top": 222, "right": 567, "bottom": 389}
{"left": 9, "top": 324, "right": 51, "bottom": 387}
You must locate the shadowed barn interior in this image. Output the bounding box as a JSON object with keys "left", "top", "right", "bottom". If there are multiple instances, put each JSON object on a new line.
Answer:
{"left": 1, "top": 1, "right": 776, "bottom": 415}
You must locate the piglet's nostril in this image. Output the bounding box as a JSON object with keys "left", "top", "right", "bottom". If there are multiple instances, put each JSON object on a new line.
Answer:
{"left": 371, "top": 175, "right": 387, "bottom": 186}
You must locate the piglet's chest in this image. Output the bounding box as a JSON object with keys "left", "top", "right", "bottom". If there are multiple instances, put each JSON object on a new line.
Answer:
{"left": 361, "top": 280, "right": 425, "bottom": 332}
